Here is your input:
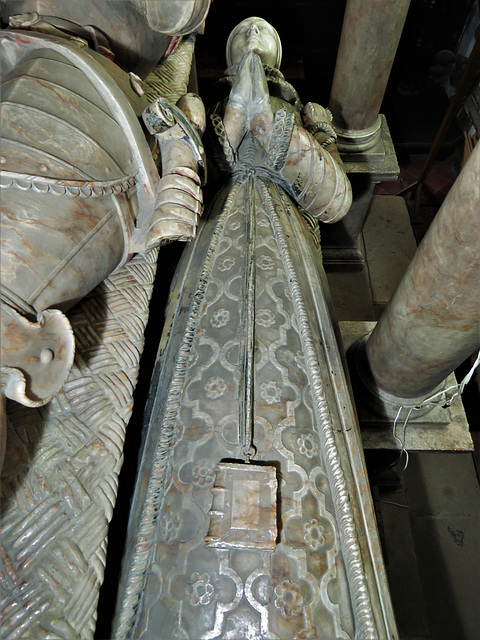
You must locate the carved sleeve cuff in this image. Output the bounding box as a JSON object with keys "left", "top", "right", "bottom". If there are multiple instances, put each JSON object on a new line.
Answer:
{"left": 305, "top": 120, "right": 337, "bottom": 148}
{"left": 208, "top": 112, "right": 237, "bottom": 172}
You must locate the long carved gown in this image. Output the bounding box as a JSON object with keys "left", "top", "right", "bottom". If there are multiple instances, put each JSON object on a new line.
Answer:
{"left": 114, "top": 71, "right": 391, "bottom": 640}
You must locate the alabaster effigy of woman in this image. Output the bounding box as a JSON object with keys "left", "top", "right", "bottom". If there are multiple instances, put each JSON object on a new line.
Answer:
{"left": 112, "top": 18, "right": 384, "bottom": 640}
{"left": 208, "top": 16, "right": 352, "bottom": 226}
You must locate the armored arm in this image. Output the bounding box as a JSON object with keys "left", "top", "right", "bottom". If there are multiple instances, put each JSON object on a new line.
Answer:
{"left": 137, "top": 94, "right": 206, "bottom": 251}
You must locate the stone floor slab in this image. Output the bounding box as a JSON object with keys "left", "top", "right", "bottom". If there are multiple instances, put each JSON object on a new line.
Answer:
{"left": 363, "top": 195, "right": 418, "bottom": 308}
{"left": 326, "top": 269, "right": 375, "bottom": 321}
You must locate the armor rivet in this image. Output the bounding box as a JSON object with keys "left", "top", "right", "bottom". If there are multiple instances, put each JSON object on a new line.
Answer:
{"left": 0, "top": 156, "right": 6, "bottom": 164}
{"left": 40, "top": 348, "right": 54, "bottom": 364}
{"left": 40, "top": 164, "right": 49, "bottom": 172}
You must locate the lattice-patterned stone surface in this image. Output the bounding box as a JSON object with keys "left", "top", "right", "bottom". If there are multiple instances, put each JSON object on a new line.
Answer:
{"left": 1, "top": 249, "right": 158, "bottom": 640}
{"left": 114, "top": 156, "right": 394, "bottom": 639}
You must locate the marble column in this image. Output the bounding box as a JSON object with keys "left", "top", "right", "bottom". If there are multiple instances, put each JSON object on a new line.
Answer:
{"left": 322, "top": 0, "right": 410, "bottom": 270}
{"left": 352, "top": 142, "right": 480, "bottom": 415}
{"left": 329, "top": 0, "right": 411, "bottom": 152}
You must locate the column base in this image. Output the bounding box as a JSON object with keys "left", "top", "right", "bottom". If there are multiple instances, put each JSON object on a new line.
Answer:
{"left": 321, "top": 115, "right": 399, "bottom": 272}
{"left": 335, "top": 116, "right": 382, "bottom": 152}
{"left": 348, "top": 334, "right": 451, "bottom": 424}
{"left": 338, "top": 321, "right": 472, "bottom": 452}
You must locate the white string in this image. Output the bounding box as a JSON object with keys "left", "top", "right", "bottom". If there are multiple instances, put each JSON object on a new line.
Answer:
{"left": 392, "top": 406, "right": 404, "bottom": 450}
{"left": 392, "top": 406, "right": 412, "bottom": 470}
{"left": 415, "top": 350, "right": 480, "bottom": 409}
{"left": 390, "top": 350, "right": 480, "bottom": 471}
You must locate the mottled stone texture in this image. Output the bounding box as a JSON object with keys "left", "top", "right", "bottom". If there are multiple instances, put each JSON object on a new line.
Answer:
{"left": 365, "top": 142, "right": 480, "bottom": 399}
{"left": 329, "top": 0, "right": 410, "bottom": 143}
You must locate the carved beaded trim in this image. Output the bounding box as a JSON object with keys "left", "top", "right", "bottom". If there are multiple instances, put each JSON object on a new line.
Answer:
{"left": 0, "top": 170, "right": 137, "bottom": 198}
{"left": 300, "top": 208, "right": 322, "bottom": 254}
{"left": 259, "top": 179, "right": 378, "bottom": 639}
{"left": 209, "top": 113, "right": 236, "bottom": 170}
{"left": 114, "top": 183, "right": 241, "bottom": 640}
{"left": 268, "top": 109, "right": 295, "bottom": 170}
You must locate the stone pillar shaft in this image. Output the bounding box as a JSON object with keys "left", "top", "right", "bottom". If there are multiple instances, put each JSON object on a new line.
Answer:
{"left": 364, "top": 142, "right": 480, "bottom": 402}
{"left": 329, "top": 0, "right": 411, "bottom": 151}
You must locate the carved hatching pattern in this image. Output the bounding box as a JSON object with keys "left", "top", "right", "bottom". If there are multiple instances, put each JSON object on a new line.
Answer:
{"left": 0, "top": 248, "right": 158, "bottom": 640}
{"left": 116, "top": 155, "right": 377, "bottom": 638}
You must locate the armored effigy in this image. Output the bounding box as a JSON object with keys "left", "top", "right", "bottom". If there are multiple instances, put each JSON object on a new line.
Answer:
{"left": 114, "top": 18, "right": 396, "bottom": 640}
{"left": 0, "top": 0, "right": 209, "bottom": 454}
{"left": 0, "top": 1, "right": 211, "bottom": 637}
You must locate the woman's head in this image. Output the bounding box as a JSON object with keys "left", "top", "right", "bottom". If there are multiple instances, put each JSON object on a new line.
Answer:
{"left": 226, "top": 17, "right": 282, "bottom": 68}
